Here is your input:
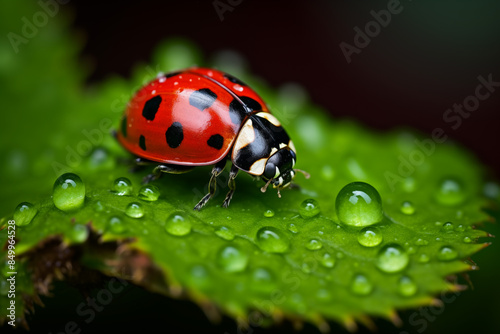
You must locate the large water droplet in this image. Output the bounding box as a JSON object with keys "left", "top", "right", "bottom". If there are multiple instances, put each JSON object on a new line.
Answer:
{"left": 53, "top": 173, "right": 85, "bottom": 212}
{"left": 215, "top": 226, "right": 234, "bottom": 240}
{"left": 438, "top": 246, "right": 458, "bottom": 261}
{"left": 357, "top": 227, "right": 383, "bottom": 247}
{"left": 350, "top": 274, "right": 373, "bottom": 296}
{"left": 138, "top": 185, "right": 160, "bottom": 201}
{"left": 398, "top": 276, "right": 417, "bottom": 297}
{"left": 321, "top": 253, "right": 336, "bottom": 268}
{"left": 165, "top": 213, "right": 192, "bottom": 236}
{"left": 400, "top": 201, "right": 415, "bottom": 215}
{"left": 306, "top": 239, "right": 323, "bottom": 250}
{"left": 256, "top": 227, "right": 289, "bottom": 253}
{"left": 336, "top": 182, "right": 383, "bottom": 227}
{"left": 251, "top": 267, "right": 275, "bottom": 293}
{"left": 435, "top": 177, "right": 466, "bottom": 205}
{"left": 112, "top": 177, "right": 132, "bottom": 196}
{"left": 376, "top": 244, "right": 409, "bottom": 273}
{"left": 217, "top": 245, "right": 248, "bottom": 273}
{"left": 125, "top": 202, "right": 144, "bottom": 218}
{"left": 109, "top": 217, "right": 125, "bottom": 234}
{"left": 13, "top": 202, "right": 37, "bottom": 226}
{"left": 299, "top": 199, "right": 320, "bottom": 218}
{"left": 263, "top": 209, "right": 275, "bottom": 218}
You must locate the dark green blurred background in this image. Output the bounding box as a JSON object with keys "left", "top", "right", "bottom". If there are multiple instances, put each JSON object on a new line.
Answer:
{"left": 1, "top": 0, "right": 499, "bottom": 333}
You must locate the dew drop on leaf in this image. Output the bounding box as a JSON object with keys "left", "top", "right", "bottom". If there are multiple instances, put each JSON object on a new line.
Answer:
{"left": 350, "top": 274, "right": 373, "bottom": 296}
{"left": 299, "top": 199, "right": 320, "bottom": 218}
{"left": 138, "top": 185, "right": 160, "bottom": 202}
{"left": 306, "top": 239, "right": 323, "bottom": 250}
{"left": 216, "top": 245, "right": 248, "bottom": 273}
{"left": 463, "top": 236, "right": 472, "bottom": 243}
{"left": 109, "top": 217, "right": 125, "bottom": 234}
{"left": 288, "top": 223, "right": 298, "bottom": 233}
{"left": 251, "top": 267, "right": 275, "bottom": 293}
{"left": 112, "top": 177, "right": 132, "bottom": 196}
{"left": 456, "top": 224, "right": 465, "bottom": 232}
{"left": 400, "top": 201, "right": 415, "bottom": 215}
{"left": 165, "top": 213, "right": 192, "bottom": 236}
{"left": 376, "top": 244, "right": 409, "bottom": 273}
{"left": 442, "top": 222, "right": 454, "bottom": 232}
{"left": 418, "top": 253, "right": 430, "bottom": 263}
{"left": 125, "top": 202, "right": 144, "bottom": 218}
{"left": 215, "top": 226, "right": 235, "bottom": 241}
{"left": 256, "top": 226, "right": 289, "bottom": 253}
{"left": 13, "top": 202, "right": 37, "bottom": 226}
{"left": 94, "top": 201, "right": 104, "bottom": 212}
{"left": 320, "top": 253, "right": 335, "bottom": 268}
{"left": 398, "top": 276, "right": 417, "bottom": 297}
{"left": 53, "top": 173, "right": 85, "bottom": 212}
{"left": 357, "top": 227, "right": 383, "bottom": 247}
{"left": 188, "top": 264, "right": 210, "bottom": 289}
{"left": 335, "top": 182, "right": 383, "bottom": 227}
{"left": 263, "top": 209, "right": 275, "bottom": 218}
{"left": 72, "top": 224, "right": 88, "bottom": 243}
{"left": 438, "top": 246, "right": 458, "bottom": 261}
{"left": 435, "top": 177, "right": 466, "bottom": 206}
{"left": 415, "top": 238, "right": 429, "bottom": 246}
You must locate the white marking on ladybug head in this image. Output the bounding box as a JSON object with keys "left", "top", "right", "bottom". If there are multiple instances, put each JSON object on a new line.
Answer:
{"left": 279, "top": 143, "right": 287, "bottom": 149}
{"left": 249, "top": 158, "right": 267, "bottom": 175}
{"left": 289, "top": 140, "right": 296, "bottom": 154}
{"left": 290, "top": 170, "right": 295, "bottom": 179}
{"left": 292, "top": 159, "right": 296, "bottom": 167}
{"left": 232, "top": 119, "right": 255, "bottom": 155}
{"left": 270, "top": 147, "right": 278, "bottom": 156}
{"left": 256, "top": 112, "right": 281, "bottom": 126}
{"left": 274, "top": 167, "right": 280, "bottom": 178}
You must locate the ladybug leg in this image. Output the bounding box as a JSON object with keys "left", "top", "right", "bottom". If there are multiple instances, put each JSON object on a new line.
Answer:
{"left": 193, "top": 159, "right": 227, "bottom": 211}
{"left": 143, "top": 164, "right": 194, "bottom": 184}
{"left": 222, "top": 165, "right": 239, "bottom": 208}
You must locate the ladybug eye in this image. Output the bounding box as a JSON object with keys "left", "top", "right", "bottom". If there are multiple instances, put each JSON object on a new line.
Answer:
{"left": 264, "top": 163, "right": 276, "bottom": 179}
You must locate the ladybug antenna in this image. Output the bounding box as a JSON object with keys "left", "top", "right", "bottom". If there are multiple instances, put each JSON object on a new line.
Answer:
{"left": 294, "top": 169, "right": 310, "bottom": 179}
{"left": 261, "top": 178, "right": 273, "bottom": 193}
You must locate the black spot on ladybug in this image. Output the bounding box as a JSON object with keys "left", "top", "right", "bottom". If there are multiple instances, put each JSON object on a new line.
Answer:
{"left": 223, "top": 73, "right": 247, "bottom": 86}
{"left": 142, "top": 95, "right": 162, "bottom": 121}
{"left": 165, "top": 122, "right": 184, "bottom": 148}
{"left": 139, "top": 135, "right": 146, "bottom": 151}
{"left": 121, "top": 116, "right": 128, "bottom": 137}
{"left": 228, "top": 96, "right": 263, "bottom": 125}
{"left": 164, "top": 71, "right": 181, "bottom": 78}
{"left": 189, "top": 88, "right": 217, "bottom": 111}
{"left": 207, "top": 134, "right": 224, "bottom": 150}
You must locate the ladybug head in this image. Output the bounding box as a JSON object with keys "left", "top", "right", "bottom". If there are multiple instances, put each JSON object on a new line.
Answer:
{"left": 260, "top": 148, "right": 308, "bottom": 197}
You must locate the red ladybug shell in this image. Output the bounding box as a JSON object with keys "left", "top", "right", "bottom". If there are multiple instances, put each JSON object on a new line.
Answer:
{"left": 117, "top": 68, "right": 270, "bottom": 166}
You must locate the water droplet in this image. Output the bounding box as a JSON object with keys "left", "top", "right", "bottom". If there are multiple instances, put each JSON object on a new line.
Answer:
{"left": 109, "top": 217, "right": 125, "bottom": 234}
{"left": 463, "top": 236, "right": 472, "bottom": 243}
{"left": 321, "top": 165, "right": 335, "bottom": 181}
{"left": 53, "top": 173, "right": 85, "bottom": 212}
{"left": 263, "top": 209, "right": 275, "bottom": 218}
{"left": 306, "top": 239, "right": 323, "bottom": 250}
{"left": 376, "top": 244, "right": 409, "bottom": 273}
{"left": 215, "top": 226, "right": 234, "bottom": 240}
{"left": 435, "top": 177, "right": 466, "bottom": 206}
{"left": 188, "top": 264, "right": 210, "bottom": 289}
{"left": 251, "top": 267, "right": 275, "bottom": 293}
{"left": 165, "top": 213, "right": 192, "bottom": 236}
{"left": 336, "top": 182, "right": 383, "bottom": 227}
{"left": 13, "top": 202, "right": 37, "bottom": 226}
{"left": 438, "top": 246, "right": 458, "bottom": 261}
{"left": 398, "top": 276, "right": 417, "bottom": 297}
{"left": 138, "top": 185, "right": 160, "bottom": 201}
{"left": 217, "top": 245, "right": 248, "bottom": 273}
{"left": 256, "top": 226, "right": 289, "bottom": 253}
{"left": 442, "top": 222, "right": 454, "bottom": 232}
{"left": 125, "top": 202, "right": 144, "bottom": 218}
{"left": 112, "top": 177, "right": 132, "bottom": 196}
{"left": 400, "top": 201, "right": 415, "bottom": 215}
{"left": 299, "top": 199, "right": 320, "bottom": 218}
{"left": 94, "top": 201, "right": 104, "bottom": 212}
{"left": 456, "top": 224, "right": 465, "bottom": 232}
{"left": 288, "top": 223, "right": 298, "bottom": 233}
{"left": 418, "top": 253, "right": 430, "bottom": 263}
{"left": 415, "top": 238, "right": 428, "bottom": 246}
{"left": 321, "top": 253, "right": 335, "bottom": 268}
{"left": 350, "top": 274, "right": 373, "bottom": 296}
{"left": 72, "top": 224, "right": 88, "bottom": 243}
{"left": 357, "top": 227, "right": 383, "bottom": 247}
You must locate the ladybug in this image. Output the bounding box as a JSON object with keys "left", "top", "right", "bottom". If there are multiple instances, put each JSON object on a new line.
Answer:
{"left": 116, "top": 67, "right": 309, "bottom": 210}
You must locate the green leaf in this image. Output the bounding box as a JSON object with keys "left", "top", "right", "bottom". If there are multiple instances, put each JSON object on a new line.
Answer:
{"left": 0, "top": 2, "right": 496, "bottom": 331}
